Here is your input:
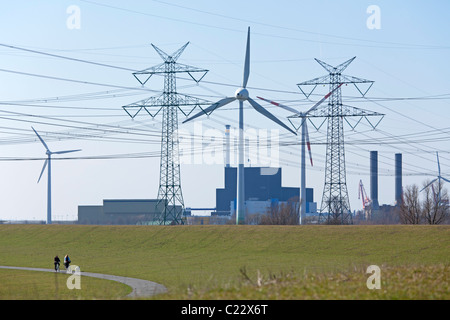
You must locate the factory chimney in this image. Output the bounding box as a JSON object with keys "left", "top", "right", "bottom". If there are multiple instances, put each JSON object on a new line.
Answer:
{"left": 370, "top": 151, "right": 380, "bottom": 210}
{"left": 395, "top": 153, "right": 402, "bottom": 206}
{"left": 225, "top": 125, "right": 231, "bottom": 168}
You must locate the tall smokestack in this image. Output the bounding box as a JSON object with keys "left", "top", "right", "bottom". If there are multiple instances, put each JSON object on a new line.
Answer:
{"left": 225, "top": 125, "right": 230, "bottom": 168}
{"left": 395, "top": 153, "right": 402, "bottom": 206}
{"left": 370, "top": 151, "right": 379, "bottom": 210}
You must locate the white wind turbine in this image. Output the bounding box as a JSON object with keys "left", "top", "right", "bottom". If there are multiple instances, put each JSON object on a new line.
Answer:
{"left": 257, "top": 83, "right": 343, "bottom": 224}
{"left": 183, "top": 27, "right": 297, "bottom": 224}
{"left": 420, "top": 151, "right": 450, "bottom": 204}
{"left": 32, "top": 127, "right": 81, "bottom": 224}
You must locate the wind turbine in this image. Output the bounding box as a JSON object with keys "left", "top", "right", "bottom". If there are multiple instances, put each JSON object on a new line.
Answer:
{"left": 182, "top": 27, "right": 296, "bottom": 224}
{"left": 420, "top": 151, "right": 450, "bottom": 204}
{"left": 257, "top": 83, "right": 343, "bottom": 224}
{"left": 32, "top": 127, "right": 81, "bottom": 224}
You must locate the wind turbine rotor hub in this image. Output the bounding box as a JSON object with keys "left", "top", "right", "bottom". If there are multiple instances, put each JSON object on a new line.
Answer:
{"left": 235, "top": 88, "right": 249, "bottom": 101}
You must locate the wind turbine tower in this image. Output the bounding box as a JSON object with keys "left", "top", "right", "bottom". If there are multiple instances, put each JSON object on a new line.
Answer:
{"left": 32, "top": 127, "right": 81, "bottom": 224}
{"left": 258, "top": 84, "right": 343, "bottom": 224}
{"left": 183, "top": 27, "right": 297, "bottom": 224}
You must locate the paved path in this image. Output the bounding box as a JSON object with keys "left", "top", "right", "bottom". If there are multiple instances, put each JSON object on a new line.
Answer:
{"left": 0, "top": 265, "right": 167, "bottom": 298}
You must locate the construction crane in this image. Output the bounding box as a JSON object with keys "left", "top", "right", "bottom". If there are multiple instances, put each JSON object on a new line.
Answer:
{"left": 358, "top": 180, "right": 372, "bottom": 220}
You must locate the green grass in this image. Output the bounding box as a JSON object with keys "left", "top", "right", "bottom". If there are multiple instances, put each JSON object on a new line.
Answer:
{"left": 179, "top": 264, "right": 449, "bottom": 300}
{"left": 0, "top": 224, "right": 448, "bottom": 299}
{"left": 0, "top": 269, "right": 131, "bottom": 300}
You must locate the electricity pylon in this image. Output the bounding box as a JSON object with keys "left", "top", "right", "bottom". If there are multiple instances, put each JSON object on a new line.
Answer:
{"left": 297, "top": 57, "right": 384, "bottom": 224}
{"left": 258, "top": 84, "right": 342, "bottom": 225}
{"left": 123, "top": 42, "right": 209, "bottom": 225}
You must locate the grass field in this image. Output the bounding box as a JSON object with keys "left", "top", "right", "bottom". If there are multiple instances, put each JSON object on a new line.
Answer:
{"left": 0, "top": 224, "right": 448, "bottom": 299}
{"left": 0, "top": 269, "right": 131, "bottom": 299}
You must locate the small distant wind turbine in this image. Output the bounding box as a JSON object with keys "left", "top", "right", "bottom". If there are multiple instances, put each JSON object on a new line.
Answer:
{"left": 257, "top": 83, "right": 343, "bottom": 224}
{"left": 32, "top": 127, "right": 81, "bottom": 224}
{"left": 420, "top": 151, "right": 450, "bottom": 203}
{"left": 183, "top": 27, "right": 296, "bottom": 224}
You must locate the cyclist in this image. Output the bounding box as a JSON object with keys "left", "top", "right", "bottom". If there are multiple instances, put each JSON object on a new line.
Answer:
{"left": 54, "top": 255, "right": 60, "bottom": 272}
{"left": 64, "top": 254, "right": 71, "bottom": 270}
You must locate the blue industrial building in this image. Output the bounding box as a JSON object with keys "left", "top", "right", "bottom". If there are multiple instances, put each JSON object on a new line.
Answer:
{"left": 213, "top": 166, "right": 316, "bottom": 216}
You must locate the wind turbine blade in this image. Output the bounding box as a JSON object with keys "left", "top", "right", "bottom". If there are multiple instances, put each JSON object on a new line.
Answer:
{"left": 182, "top": 97, "right": 236, "bottom": 123}
{"left": 257, "top": 83, "right": 343, "bottom": 117}
{"left": 441, "top": 176, "right": 450, "bottom": 184}
{"left": 31, "top": 127, "right": 50, "bottom": 152}
{"left": 243, "top": 27, "right": 250, "bottom": 88}
{"left": 420, "top": 178, "right": 438, "bottom": 192}
{"left": 304, "top": 121, "right": 313, "bottom": 166}
{"left": 247, "top": 97, "right": 297, "bottom": 135}
{"left": 52, "top": 149, "right": 81, "bottom": 155}
{"left": 305, "top": 83, "right": 343, "bottom": 114}
{"left": 436, "top": 152, "right": 441, "bottom": 175}
{"left": 37, "top": 159, "right": 48, "bottom": 184}
{"left": 256, "top": 96, "right": 299, "bottom": 114}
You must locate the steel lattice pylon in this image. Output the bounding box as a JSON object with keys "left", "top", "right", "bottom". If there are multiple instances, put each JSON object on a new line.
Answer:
{"left": 123, "top": 42, "right": 209, "bottom": 225}
{"left": 323, "top": 74, "right": 352, "bottom": 224}
{"left": 297, "top": 57, "right": 384, "bottom": 225}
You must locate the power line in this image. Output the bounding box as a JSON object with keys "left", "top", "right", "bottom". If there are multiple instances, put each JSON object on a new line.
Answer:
{"left": 81, "top": 0, "right": 450, "bottom": 50}
{"left": 0, "top": 43, "right": 138, "bottom": 72}
{"left": 0, "top": 45, "right": 447, "bottom": 183}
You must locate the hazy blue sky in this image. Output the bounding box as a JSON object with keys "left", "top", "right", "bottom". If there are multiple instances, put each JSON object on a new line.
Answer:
{"left": 0, "top": 1, "right": 449, "bottom": 220}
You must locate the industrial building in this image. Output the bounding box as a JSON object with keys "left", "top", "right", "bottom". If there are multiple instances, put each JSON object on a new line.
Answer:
{"left": 77, "top": 199, "right": 174, "bottom": 225}
{"left": 213, "top": 166, "right": 316, "bottom": 217}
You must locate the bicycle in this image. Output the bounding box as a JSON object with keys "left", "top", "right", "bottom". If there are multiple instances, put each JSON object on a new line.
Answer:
{"left": 54, "top": 262, "right": 60, "bottom": 272}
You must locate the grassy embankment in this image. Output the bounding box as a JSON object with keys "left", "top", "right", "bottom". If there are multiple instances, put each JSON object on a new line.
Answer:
{"left": 0, "top": 224, "right": 448, "bottom": 299}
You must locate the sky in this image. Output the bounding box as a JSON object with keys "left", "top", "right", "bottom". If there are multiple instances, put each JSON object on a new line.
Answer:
{"left": 0, "top": 0, "right": 449, "bottom": 221}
